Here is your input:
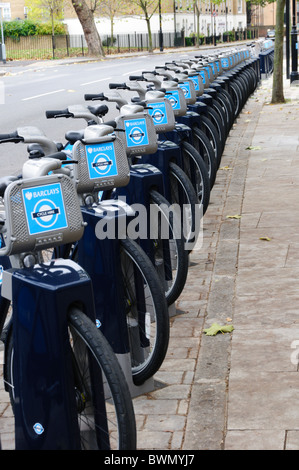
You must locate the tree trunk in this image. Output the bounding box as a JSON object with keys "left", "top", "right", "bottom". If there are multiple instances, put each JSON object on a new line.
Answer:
{"left": 271, "top": 0, "right": 285, "bottom": 103}
{"left": 145, "top": 15, "right": 153, "bottom": 52}
{"left": 71, "top": 0, "right": 105, "bottom": 57}
{"left": 195, "top": 3, "right": 200, "bottom": 47}
{"left": 110, "top": 18, "right": 114, "bottom": 46}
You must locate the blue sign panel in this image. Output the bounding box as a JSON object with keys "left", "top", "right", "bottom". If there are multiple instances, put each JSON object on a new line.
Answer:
{"left": 166, "top": 89, "right": 182, "bottom": 111}
{"left": 189, "top": 75, "right": 200, "bottom": 91}
{"left": 198, "top": 70, "right": 206, "bottom": 84}
{"left": 22, "top": 182, "right": 68, "bottom": 235}
{"left": 221, "top": 58, "right": 229, "bottom": 68}
{"left": 148, "top": 101, "right": 168, "bottom": 126}
{"left": 85, "top": 142, "right": 118, "bottom": 179}
{"left": 124, "top": 118, "right": 149, "bottom": 148}
{"left": 204, "top": 66, "right": 210, "bottom": 79}
{"left": 178, "top": 81, "right": 192, "bottom": 99}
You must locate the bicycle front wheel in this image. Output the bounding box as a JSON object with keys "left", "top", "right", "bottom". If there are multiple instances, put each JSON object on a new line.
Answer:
{"left": 120, "top": 237, "right": 170, "bottom": 386}
{"left": 180, "top": 140, "right": 210, "bottom": 213}
{"left": 68, "top": 308, "right": 136, "bottom": 450}
{"left": 149, "top": 189, "right": 189, "bottom": 306}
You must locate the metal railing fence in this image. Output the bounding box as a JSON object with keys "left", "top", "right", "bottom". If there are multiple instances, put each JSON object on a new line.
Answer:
{"left": 2, "top": 29, "right": 257, "bottom": 61}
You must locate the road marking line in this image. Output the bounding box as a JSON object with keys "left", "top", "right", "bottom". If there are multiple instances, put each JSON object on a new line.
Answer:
{"left": 80, "top": 77, "right": 112, "bottom": 86}
{"left": 22, "top": 89, "right": 65, "bottom": 101}
{"left": 122, "top": 69, "right": 143, "bottom": 76}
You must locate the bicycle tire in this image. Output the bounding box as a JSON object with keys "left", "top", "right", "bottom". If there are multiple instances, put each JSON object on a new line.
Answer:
{"left": 206, "top": 105, "right": 226, "bottom": 153}
{"left": 216, "top": 89, "right": 235, "bottom": 131}
{"left": 168, "top": 161, "right": 201, "bottom": 250}
{"left": 212, "top": 98, "right": 229, "bottom": 138}
{"left": 229, "top": 80, "right": 242, "bottom": 117}
{"left": 119, "top": 237, "right": 170, "bottom": 385}
{"left": 198, "top": 114, "right": 222, "bottom": 169}
{"left": 5, "top": 307, "right": 137, "bottom": 450}
{"left": 149, "top": 189, "right": 189, "bottom": 306}
{"left": 180, "top": 140, "right": 210, "bottom": 213}
{"left": 191, "top": 126, "right": 217, "bottom": 188}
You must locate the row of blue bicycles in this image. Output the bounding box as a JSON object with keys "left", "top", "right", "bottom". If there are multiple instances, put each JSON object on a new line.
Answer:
{"left": 0, "top": 44, "right": 261, "bottom": 449}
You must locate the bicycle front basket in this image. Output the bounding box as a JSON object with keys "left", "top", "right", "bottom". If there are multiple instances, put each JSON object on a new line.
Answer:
{"left": 3, "top": 174, "right": 84, "bottom": 255}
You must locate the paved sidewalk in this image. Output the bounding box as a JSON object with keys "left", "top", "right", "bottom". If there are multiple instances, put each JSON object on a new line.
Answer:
{"left": 0, "top": 68, "right": 299, "bottom": 450}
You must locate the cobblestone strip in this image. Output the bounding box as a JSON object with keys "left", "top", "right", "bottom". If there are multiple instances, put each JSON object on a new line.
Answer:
{"left": 181, "top": 89, "right": 264, "bottom": 450}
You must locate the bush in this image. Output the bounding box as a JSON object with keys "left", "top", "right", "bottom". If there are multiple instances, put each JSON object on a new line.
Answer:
{"left": 223, "top": 30, "right": 235, "bottom": 41}
{"left": 3, "top": 19, "right": 67, "bottom": 38}
{"left": 102, "top": 36, "right": 116, "bottom": 47}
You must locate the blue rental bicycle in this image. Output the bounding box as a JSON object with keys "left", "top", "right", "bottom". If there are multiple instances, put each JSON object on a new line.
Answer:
{"left": 0, "top": 146, "right": 136, "bottom": 449}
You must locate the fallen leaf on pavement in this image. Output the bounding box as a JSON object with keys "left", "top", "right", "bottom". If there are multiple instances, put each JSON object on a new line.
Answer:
{"left": 204, "top": 323, "right": 234, "bottom": 336}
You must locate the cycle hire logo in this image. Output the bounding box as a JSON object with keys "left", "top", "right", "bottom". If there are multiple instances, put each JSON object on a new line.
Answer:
{"left": 178, "top": 81, "right": 192, "bottom": 100}
{"left": 198, "top": 70, "right": 206, "bottom": 84}
{"left": 166, "top": 90, "right": 181, "bottom": 111}
{"left": 124, "top": 118, "right": 149, "bottom": 148}
{"left": 190, "top": 75, "right": 200, "bottom": 91}
{"left": 85, "top": 142, "right": 118, "bottom": 180}
{"left": 22, "top": 182, "right": 68, "bottom": 236}
{"left": 148, "top": 102, "right": 168, "bottom": 126}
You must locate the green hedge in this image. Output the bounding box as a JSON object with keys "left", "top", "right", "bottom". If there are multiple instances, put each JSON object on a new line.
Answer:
{"left": 3, "top": 20, "right": 67, "bottom": 38}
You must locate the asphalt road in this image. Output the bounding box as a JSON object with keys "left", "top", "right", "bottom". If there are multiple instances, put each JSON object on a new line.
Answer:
{"left": 0, "top": 51, "right": 194, "bottom": 175}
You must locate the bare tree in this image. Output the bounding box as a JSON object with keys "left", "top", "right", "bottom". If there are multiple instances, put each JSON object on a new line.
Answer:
{"left": 246, "top": 0, "right": 285, "bottom": 104}
{"left": 271, "top": 0, "right": 285, "bottom": 103}
{"left": 96, "top": 0, "right": 129, "bottom": 44}
{"left": 127, "top": 0, "right": 158, "bottom": 53}
{"left": 26, "top": 0, "right": 64, "bottom": 34}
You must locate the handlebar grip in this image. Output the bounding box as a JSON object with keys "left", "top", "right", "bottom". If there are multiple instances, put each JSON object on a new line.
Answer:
{"left": 0, "top": 131, "right": 24, "bottom": 143}
{"left": 129, "top": 75, "right": 144, "bottom": 81}
{"left": 84, "top": 93, "right": 106, "bottom": 101}
{"left": 45, "top": 109, "right": 73, "bottom": 119}
{"left": 109, "top": 83, "right": 127, "bottom": 89}
{"left": 142, "top": 70, "right": 157, "bottom": 75}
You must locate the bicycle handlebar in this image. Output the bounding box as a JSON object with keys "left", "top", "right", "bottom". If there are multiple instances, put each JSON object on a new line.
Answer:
{"left": 142, "top": 70, "right": 157, "bottom": 75}
{"left": 0, "top": 131, "right": 24, "bottom": 144}
{"left": 84, "top": 93, "right": 106, "bottom": 101}
{"left": 129, "top": 75, "right": 144, "bottom": 81}
{"left": 45, "top": 109, "right": 74, "bottom": 119}
{"left": 109, "top": 83, "right": 128, "bottom": 90}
